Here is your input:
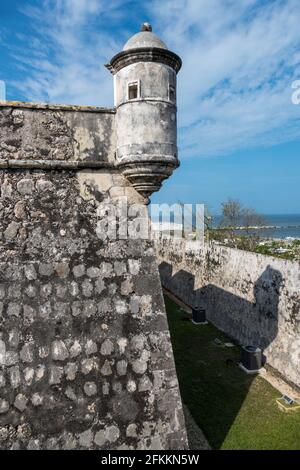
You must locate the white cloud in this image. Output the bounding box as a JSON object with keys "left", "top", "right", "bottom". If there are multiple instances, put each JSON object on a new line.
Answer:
{"left": 12, "top": 0, "right": 125, "bottom": 106}
{"left": 149, "top": 0, "right": 300, "bottom": 156}
{"left": 10, "top": 0, "right": 300, "bottom": 158}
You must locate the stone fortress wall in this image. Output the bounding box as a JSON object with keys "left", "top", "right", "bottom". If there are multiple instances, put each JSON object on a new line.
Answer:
{"left": 156, "top": 238, "right": 300, "bottom": 389}
{"left": 0, "top": 102, "right": 187, "bottom": 450}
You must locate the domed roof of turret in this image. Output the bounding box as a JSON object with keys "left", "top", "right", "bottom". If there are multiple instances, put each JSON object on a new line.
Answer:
{"left": 123, "top": 23, "right": 168, "bottom": 51}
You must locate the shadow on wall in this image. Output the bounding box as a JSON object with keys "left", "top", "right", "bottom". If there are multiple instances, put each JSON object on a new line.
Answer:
{"left": 159, "top": 262, "right": 282, "bottom": 351}
{"left": 159, "top": 261, "right": 283, "bottom": 448}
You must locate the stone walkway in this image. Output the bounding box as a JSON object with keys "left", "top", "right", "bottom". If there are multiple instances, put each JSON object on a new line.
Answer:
{"left": 183, "top": 405, "right": 211, "bottom": 450}
{"left": 259, "top": 367, "right": 300, "bottom": 402}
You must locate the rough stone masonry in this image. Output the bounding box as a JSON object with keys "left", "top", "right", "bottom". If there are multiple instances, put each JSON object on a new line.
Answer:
{"left": 156, "top": 238, "right": 300, "bottom": 389}
{"left": 0, "top": 24, "right": 188, "bottom": 450}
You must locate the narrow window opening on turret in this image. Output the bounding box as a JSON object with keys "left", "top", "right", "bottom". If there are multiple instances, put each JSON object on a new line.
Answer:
{"left": 128, "top": 81, "right": 139, "bottom": 100}
{"left": 169, "top": 85, "right": 176, "bottom": 102}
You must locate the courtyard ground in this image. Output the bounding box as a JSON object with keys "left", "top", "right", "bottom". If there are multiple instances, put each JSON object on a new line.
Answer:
{"left": 164, "top": 294, "right": 300, "bottom": 450}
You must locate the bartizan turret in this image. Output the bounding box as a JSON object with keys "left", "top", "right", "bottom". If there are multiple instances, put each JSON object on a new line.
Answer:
{"left": 106, "top": 22, "right": 182, "bottom": 200}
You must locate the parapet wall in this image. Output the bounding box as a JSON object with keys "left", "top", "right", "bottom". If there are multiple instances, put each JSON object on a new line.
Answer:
{"left": 0, "top": 102, "right": 116, "bottom": 165}
{"left": 156, "top": 238, "right": 300, "bottom": 388}
{"left": 0, "top": 103, "right": 187, "bottom": 450}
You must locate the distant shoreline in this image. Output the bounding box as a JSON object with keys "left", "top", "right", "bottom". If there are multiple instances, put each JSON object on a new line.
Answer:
{"left": 223, "top": 225, "right": 300, "bottom": 231}
{"left": 212, "top": 214, "right": 300, "bottom": 224}
{"left": 211, "top": 214, "right": 300, "bottom": 240}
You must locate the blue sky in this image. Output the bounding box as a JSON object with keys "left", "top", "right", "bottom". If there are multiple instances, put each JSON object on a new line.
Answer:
{"left": 1, "top": 0, "right": 300, "bottom": 214}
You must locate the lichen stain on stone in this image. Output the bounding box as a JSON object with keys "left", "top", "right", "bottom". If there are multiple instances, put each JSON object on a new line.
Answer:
{"left": 73, "top": 126, "right": 95, "bottom": 160}
{"left": 76, "top": 170, "right": 113, "bottom": 201}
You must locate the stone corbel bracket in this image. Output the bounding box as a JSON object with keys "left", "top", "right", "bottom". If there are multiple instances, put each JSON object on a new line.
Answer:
{"left": 115, "top": 155, "right": 180, "bottom": 198}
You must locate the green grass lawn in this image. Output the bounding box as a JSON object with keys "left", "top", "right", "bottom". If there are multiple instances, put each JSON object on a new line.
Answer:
{"left": 164, "top": 294, "right": 300, "bottom": 450}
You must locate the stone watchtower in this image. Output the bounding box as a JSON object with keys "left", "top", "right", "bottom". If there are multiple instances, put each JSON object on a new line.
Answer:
{"left": 0, "top": 25, "right": 187, "bottom": 450}
{"left": 107, "top": 22, "right": 182, "bottom": 200}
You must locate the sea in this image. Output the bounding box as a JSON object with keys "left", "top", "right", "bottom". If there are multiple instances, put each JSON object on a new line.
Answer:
{"left": 212, "top": 214, "right": 300, "bottom": 240}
